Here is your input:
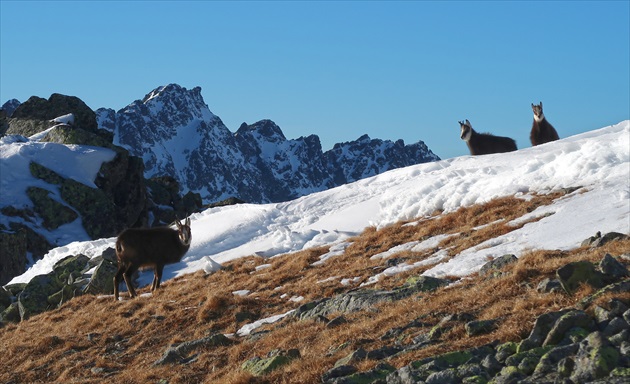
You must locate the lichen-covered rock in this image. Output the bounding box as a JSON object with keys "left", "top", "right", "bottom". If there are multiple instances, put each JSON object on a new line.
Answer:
{"left": 0, "top": 287, "right": 11, "bottom": 311}
{"left": 26, "top": 186, "right": 78, "bottom": 230}
{"left": 400, "top": 275, "right": 450, "bottom": 296}
{"left": 29, "top": 161, "right": 65, "bottom": 185}
{"left": 532, "top": 343, "right": 579, "bottom": 378}
{"left": 582, "top": 231, "right": 630, "bottom": 248}
{"left": 491, "top": 365, "right": 527, "bottom": 384}
{"left": 60, "top": 177, "right": 118, "bottom": 239}
{"left": 610, "top": 367, "right": 630, "bottom": 378}
{"left": 366, "top": 346, "right": 402, "bottom": 360}
{"left": 0, "top": 302, "right": 20, "bottom": 323}
{"left": 536, "top": 278, "right": 563, "bottom": 293}
{"left": 0, "top": 228, "right": 27, "bottom": 286}
{"left": 582, "top": 231, "right": 603, "bottom": 247}
{"left": 47, "top": 284, "right": 76, "bottom": 307}
{"left": 182, "top": 190, "right": 202, "bottom": 214}
{"left": 385, "top": 365, "right": 424, "bottom": 384}
{"left": 10, "top": 93, "right": 99, "bottom": 133}
{"left": 505, "top": 346, "right": 552, "bottom": 369}
{"left": 578, "top": 280, "right": 630, "bottom": 310}
{"left": 83, "top": 248, "right": 118, "bottom": 295}
{"left": 242, "top": 349, "right": 300, "bottom": 376}
{"left": 41, "top": 125, "right": 112, "bottom": 147}
{"left": 295, "top": 277, "right": 449, "bottom": 321}
{"left": 600, "top": 253, "right": 629, "bottom": 279}
{"left": 146, "top": 176, "right": 201, "bottom": 225}
{"left": 96, "top": 152, "right": 148, "bottom": 229}
{"left": 328, "top": 362, "right": 395, "bottom": 384}
{"left": 571, "top": 331, "right": 620, "bottom": 382}
{"left": 294, "top": 290, "right": 396, "bottom": 319}
{"left": 3, "top": 283, "right": 26, "bottom": 297}
{"left": 154, "top": 333, "right": 233, "bottom": 365}
{"left": 602, "top": 317, "right": 630, "bottom": 338}
{"left": 495, "top": 342, "right": 518, "bottom": 363}
{"left": 8, "top": 222, "right": 52, "bottom": 262}
{"left": 542, "top": 310, "right": 595, "bottom": 346}
{"left": 53, "top": 254, "right": 89, "bottom": 285}
{"left": 479, "top": 254, "right": 518, "bottom": 278}
{"left": 17, "top": 274, "right": 63, "bottom": 320}
{"left": 426, "top": 368, "right": 458, "bottom": 384}
{"left": 322, "top": 365, "right": 358, "bottom": 383}
{"left": 518, "top": 310, "right": 571, "bottom": 353}
{"left": 556, "top": 261, "right": 605, "bottom": 294}
{"left": 466, "top": 318, "right": 499, "bottom": 337}
{"left": 334, "top": 348, "right": 367, "bottom": 368}
{"left": 5, "top": 117, "right": 50, "bottom": 137}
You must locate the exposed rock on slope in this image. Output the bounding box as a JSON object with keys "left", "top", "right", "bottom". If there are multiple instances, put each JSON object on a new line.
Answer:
{"left": 0, "top": 94, "right": 202, "bottom": 285}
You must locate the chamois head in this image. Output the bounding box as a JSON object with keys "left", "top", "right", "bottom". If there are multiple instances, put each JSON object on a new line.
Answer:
{"left": 176, "top": 217, "right": 192, "bottom": 246}
{"left": 532, "top": 102, "right": 544, "bottom": 122}
{"left": 459, "top": 119, "right": 473, "bottom": 142}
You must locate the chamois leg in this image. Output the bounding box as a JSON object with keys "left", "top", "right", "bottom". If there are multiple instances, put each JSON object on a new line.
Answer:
{"left": 152, "top": 264, "right": 164, "bottom": 291}
{"left": 113, "top": 265, "right": 126, "bottom": 301}
{"left": 123, "top": 266, "right": 138, "bottom": 298}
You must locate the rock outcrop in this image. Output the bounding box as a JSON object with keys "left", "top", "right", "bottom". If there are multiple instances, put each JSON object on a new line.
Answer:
{"left": 0, "top": 93, "right": 203, "bottom": 284}
{"left": 1, "top": 249, "right": 119, "bottom": 322}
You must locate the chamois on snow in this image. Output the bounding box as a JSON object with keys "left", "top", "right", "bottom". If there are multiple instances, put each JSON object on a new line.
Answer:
{"left": 459, "top": 119, "right": 517, "bottom": 155}
{"left": 113, "top": 218, "right": 192, "bottom": 300}
{"left": 530, "top": 102, "right": 559, "bottom": 146}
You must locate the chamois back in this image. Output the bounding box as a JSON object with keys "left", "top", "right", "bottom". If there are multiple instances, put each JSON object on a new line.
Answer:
{"left": 530, "top": 102, "right": 559, "bottom": 146}
{"left": 459, "top": 119, "right": 517, "bottom": 156}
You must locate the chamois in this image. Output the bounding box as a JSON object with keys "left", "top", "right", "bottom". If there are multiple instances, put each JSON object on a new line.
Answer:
{"left": 113, "top": 218, "right": 192, "bottom": 300}
{"left": 530, "top": 102, "right": 559, "bottom": 146}
{"left": 459, "top": 119, "right": 517, "bottom": 155}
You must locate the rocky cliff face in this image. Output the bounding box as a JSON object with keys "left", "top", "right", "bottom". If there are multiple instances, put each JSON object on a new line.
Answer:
{"left": 0, "top": 94, "right": 202, "bottom": 285}
{"left": 97, "top": 84, "right": 440, "bottom": 204}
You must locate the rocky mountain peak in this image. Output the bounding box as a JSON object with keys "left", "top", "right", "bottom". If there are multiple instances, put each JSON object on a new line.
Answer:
{"left": 236, "top": 119, "right": 287, "bottom": 143}
{"left": 129, "top": 84, "right": 216, "bottom": 126}
{"left": 97, "top": 83, "right": 440, "bottom": 204}
{"left": 1, "top": 99, "right": 21, "bottom": 117}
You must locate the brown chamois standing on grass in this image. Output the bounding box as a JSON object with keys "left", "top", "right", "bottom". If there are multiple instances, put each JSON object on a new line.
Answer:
{"left": 530, "top": 102, "right": 559, "bottom": 146}
{"left": 113, "top": 217, "right": 192, "bottom": 300}
{"left": 459, "top": 119, "right": 517, "bottom": 155}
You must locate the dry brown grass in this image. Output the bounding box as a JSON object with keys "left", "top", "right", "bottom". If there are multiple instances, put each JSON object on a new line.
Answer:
{"left": 1, "top": 191, "right": 628, "bottom": 384}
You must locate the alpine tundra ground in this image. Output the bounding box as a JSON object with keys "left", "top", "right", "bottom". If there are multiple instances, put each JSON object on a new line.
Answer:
{"left": 1, "top": 191, "right": 629, "bottom": 383}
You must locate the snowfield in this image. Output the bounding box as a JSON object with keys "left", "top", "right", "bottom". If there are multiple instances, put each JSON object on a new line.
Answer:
{"left": 5, "top": 121, "right": 630, "bottom": 288}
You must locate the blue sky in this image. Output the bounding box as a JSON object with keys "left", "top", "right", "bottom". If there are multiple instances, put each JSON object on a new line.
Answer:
{"left": 1, "top": 1, "right": 628, "bottom": 159}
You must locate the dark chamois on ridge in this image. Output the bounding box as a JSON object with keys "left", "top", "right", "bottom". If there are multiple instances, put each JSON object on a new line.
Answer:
{"left": 459, "top": 119, "right": 517, "bottom": 155}
{"left": 113, "top": 217, "right": 192, "bottom": 300}
{"left": 530, "top": 102, "right": 560, "bottom": 146}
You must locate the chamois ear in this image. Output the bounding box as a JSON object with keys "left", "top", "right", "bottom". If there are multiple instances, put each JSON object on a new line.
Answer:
{"left": 465, "top": 119, "right": 471, "bottom": 126}
{"left": 185, "top": 217, "right": 191, "bottom": 227}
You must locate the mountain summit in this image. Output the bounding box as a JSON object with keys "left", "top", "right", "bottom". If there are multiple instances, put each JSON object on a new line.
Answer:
{"left": 97, "top": 84, "right": 439, "bottom": 204}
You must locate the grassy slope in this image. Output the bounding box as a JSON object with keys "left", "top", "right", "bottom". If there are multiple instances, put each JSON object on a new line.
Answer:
{"left": 1, "top": 191, "right": 629, "bottom": 384}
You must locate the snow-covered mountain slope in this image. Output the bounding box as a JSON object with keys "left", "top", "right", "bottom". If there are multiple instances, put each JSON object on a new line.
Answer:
{"left": 96, "top": 84, "right": 439, "bottom": 204}
{"left": 0, "top": 133, "right": 117, "bottom": 245}
{"left": 9, "top": 121, "right": 629, "bottom": 287}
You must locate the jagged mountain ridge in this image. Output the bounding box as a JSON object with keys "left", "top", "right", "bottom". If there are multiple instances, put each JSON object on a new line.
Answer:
{"left": 96, "top": 84, "right": 439, "bottom": 204}
{"left": 1, "top": 99, "right": 20, "bottom": 118}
